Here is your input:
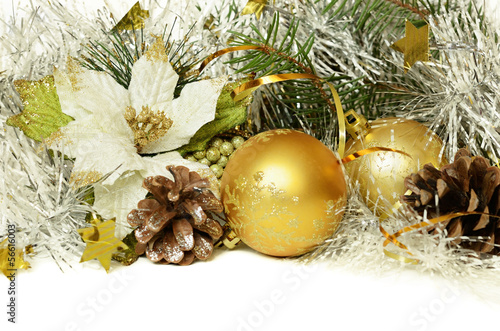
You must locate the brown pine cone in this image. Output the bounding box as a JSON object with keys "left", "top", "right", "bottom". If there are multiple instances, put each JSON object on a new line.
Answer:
{"left": 402, "top": 148, "right": 500, "bottom": 255}
{"left": 127, "top": 165, "right": 224, "bottom": 265}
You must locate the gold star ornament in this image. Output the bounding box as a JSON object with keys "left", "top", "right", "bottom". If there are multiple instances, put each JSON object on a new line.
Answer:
{"left": 113, "top": 1, "right": 150, "bottom": 31}
{"left": 0, "top": 239, "right": 32, "bottom": 278}
{"left": 241, "top": 0, "right": 269, "bottom": 20}
{"left": 78, "top": 217, "right": 128, "bottom": 272}
{"left": 391, "top": 20, "right": 429, "bottom": 73}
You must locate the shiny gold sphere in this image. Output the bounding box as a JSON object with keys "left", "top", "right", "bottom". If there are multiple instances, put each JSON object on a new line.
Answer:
{"left": 220, "top": 129, "right": 347, "bottom": 257}
{"left": 345, "top": 117, "right": 446, "bottom": 215}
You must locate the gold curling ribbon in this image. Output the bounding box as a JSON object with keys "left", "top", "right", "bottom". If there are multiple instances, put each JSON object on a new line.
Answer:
{"left": 380, "top": 211, "right": 498, "bottom": 264}
{"left": 199, "top": 46, "right": 264, "bottom": 72}
{"left": 383, "top": 248, "right": 419, "bottom": 264}
{"left": 230, "top": 73, "right": 318, "bottom": 101}
{"left": 341, "top": 147, "right": 411, "bottom": 164}
{"left": 230, "top": 73, "right": 347, "bottom": 157}
{"left": 199, "top": 46, "right": 348, "bottom": 157}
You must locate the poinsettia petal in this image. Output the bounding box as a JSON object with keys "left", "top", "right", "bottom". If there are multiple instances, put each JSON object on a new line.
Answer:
{"left": 140, "top": 76, "right": 228, "bottom": 154}
{"left": 54, "top": 59, "right": 129, "bottom": 120}
{"left": 128, "top": 38, "right": 178, "bottom": 110}
{"left": 46, "top": 115, "right": 143, "bottom": 186}
{"left": 93, "top": 172, "right": 146, "bottom": 239}
{"left": 71, "top": 134, "right": 144, "bottom": 186}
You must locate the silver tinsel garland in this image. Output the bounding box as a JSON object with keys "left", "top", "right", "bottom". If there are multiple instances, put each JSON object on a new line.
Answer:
{"left": 0, "top": 2, "right": 112, "bottom": 269}
{"left": 1, "top": 0, "right": 500, "bottom": 291}
{"left": 385, "top": 3, "right": 500, "bottom": 163}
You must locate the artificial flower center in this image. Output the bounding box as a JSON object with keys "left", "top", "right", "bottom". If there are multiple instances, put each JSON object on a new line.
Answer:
{"left": 124, "top": 105, "right": 173, "bottom": 153}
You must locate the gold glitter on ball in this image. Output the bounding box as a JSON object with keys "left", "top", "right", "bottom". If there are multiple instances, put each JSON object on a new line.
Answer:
{"left": 220, "top": 129, "right": 347, "bottom": 257}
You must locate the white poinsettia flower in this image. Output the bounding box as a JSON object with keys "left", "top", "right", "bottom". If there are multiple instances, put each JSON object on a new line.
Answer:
{"left": 47, "top": 38, "right": 227, "bottom": 238}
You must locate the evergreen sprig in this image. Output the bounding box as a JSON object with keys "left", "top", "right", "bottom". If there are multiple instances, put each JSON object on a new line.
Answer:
{"left": 220, "top": 0, "right": 447, "bottom": 133}
{"left": 226, "top": 13, "right": 362, "bottom": 134}
{"left": 80, "top": 22, "right": 202, "bottom": 97}
{"left": 320, "top": 0, "right": 429, "bottom": 41}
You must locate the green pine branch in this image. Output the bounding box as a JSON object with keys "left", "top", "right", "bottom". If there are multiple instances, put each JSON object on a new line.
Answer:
{"left": 226, "top": 13, "right": 365, "bottom": 134}
{"left": 80, "top": 22, "right": 202, "bottom": 97}
{"left": 222, "top": 0, "right": 446, "bottom": 133}
{"left": 319, "top": 0, "right": 429, "bottom": 39}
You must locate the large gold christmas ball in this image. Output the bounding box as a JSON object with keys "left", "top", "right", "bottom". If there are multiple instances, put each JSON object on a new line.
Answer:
{"left": 345, "top": 117, "right": 446, "bottom": 215}
{"left": 220, "top": 129, "right": 347, "bottom": 257}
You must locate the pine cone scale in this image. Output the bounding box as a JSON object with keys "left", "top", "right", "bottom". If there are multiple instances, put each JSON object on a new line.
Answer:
{"left": 182, "top": 200, "right": 207, "bottom": 224}
{"left": 473, "top": 210, "right": 489, "bottom": 231}
{"left": 467, "top": 189, "right": 479, "bottom": 211}
{"left": 483, "top": 167, "right": 500, "bottom": 203}
{"left": 193, "top": 232, "right": 213, "bottom": 260}
{"left": 192, "top": 218, "right": 223, "bottom": 240}
{"left": 163, "top": 230, "right": 184, "bottom": 264}
{"left": 135, "top": 225, "right": 155, "bottom": 244}
{"left": 143, "top": 177, "right": 169, "bottom": 205}
{"left": 192, "top": 192, "right": 223, "bottom": 212}
{"left": 146, "top": 238, "right": 164, "bottom": 262}
{"left": 178, "top": 251, "right": 195, "bottom": 266}
{"left": 172, "top": 218, "right": 195, "bottom": 251}
{"left": 146, "top": 208, "right": 176, "bottom": 232}
{"left": 135, "top": 242, "right": 147, "bottom": 255}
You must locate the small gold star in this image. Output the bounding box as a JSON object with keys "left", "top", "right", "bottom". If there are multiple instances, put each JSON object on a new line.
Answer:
{"left": 0, "top": 239, "right": 31, "bottom": 278}
{"left": 113, "top": 1, "right": 150, "bottom": 31}
{"left": 78, "top": 217, "right": 128, "bottom": 272}
{"left": 241, "top": 0, "right": 269, "bottom": 20}
{"left": 391, "top": 21, "right": 429, "bottom": 73}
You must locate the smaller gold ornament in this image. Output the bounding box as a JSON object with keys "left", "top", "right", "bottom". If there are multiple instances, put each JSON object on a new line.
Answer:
{"left": 221, "top": 129, "right": 347, "bottom": 257}
{"left": 344, "top": 111, "right": 447, "bottom": 215}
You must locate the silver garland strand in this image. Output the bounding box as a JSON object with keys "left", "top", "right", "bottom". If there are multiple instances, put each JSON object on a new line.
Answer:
{"left": 384, "top": 2, "right": 500, "bottom": 163}
{"left": 0, "top": 2, "right": 113, "bottom": 269}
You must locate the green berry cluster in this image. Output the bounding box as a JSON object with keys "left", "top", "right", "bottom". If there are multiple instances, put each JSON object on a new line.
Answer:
{"left": 185, "top": 135, "right": 246, "bottom": 179}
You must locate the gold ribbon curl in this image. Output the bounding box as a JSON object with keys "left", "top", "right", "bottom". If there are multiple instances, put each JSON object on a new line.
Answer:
{"left": 230, "top": 73, "right": 347, "bottom": 157}
{"left": 199, "top": 47, "right": 347, "bottom": 158}
{"left": 380, "top": 211, "right": 500, "bottom": 264}
{"left": 341, "top": 146, "right": 411, "bottom": 164}
{"left": 199, "top": 46, "right": 265, "bottom": 72}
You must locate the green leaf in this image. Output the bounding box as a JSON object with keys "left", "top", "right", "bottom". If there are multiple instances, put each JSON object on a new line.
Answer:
{"left": 177, "top": 79, "right": 251, "bottom": 155}
{"left": 6, "top": 75, "right": 73, "bottom": 141}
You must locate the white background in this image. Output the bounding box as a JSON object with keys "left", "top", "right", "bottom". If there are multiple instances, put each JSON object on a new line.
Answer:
{"left": 1, "top": 1, "right": 500, "bottom": 330}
